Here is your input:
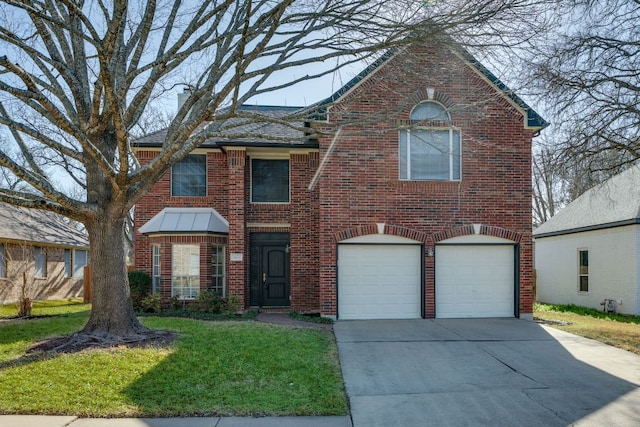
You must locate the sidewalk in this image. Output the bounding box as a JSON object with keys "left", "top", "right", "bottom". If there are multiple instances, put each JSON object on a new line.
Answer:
{"left": 0, "top": 415, "right": 353, "bottom": 427}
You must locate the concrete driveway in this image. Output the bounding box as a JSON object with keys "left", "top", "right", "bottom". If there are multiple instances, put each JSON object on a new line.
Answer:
{"left": 334, "top": 318, "right": 640, "bottom": 427}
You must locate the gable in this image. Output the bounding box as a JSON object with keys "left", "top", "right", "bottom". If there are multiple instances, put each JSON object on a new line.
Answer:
{"left": 316, "top": 43, "right": 547, "bottom": 131}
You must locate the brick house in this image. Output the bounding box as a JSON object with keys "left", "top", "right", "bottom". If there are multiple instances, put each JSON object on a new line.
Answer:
{"left": 133, "top": 42, "right": 546, "bottom": 320}
{"left": 0, "top": 202, "right": 89, "bottom": 304}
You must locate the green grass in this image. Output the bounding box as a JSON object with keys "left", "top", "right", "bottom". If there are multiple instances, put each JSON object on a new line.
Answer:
{"left": 0, "top": 298, "right": 89, "bottom": 317}
{"left": 534, "top": 303, "right": 640, "bottom": 355}
{"left": 0, "top": 302, "right": 347, "bottom": 417}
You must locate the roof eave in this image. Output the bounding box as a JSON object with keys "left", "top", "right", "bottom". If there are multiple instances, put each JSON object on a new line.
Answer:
{"left": 534, "top": 218, "right": 640, "bottom": 239}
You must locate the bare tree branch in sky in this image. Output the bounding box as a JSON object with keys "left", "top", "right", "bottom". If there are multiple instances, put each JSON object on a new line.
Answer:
{"left": 528, "top": 0, "right": 640, "bottom": 172}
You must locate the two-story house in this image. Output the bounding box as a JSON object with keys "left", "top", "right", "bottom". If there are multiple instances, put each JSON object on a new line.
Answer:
{"left": 133, "top": 41, "right": 546, "bottom": 320}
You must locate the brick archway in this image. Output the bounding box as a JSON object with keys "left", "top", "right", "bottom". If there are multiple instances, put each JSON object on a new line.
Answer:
{"left": 333, "top": 223, "right": 428, "bottom": 243}
{"left": 433, "top": 224, "right": 522, "bottom": 243}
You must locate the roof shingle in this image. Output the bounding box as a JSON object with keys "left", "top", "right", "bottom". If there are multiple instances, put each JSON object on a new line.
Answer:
{"left": 0, "top": 203, "right": 89, "bottom": 248}
{"left": 534, "top": 165, "right": 640, "bottom": 237}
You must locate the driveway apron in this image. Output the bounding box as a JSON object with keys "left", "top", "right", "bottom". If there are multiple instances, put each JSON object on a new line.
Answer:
{"left": 334, "top": 318, "right": 640, "bottom": 427}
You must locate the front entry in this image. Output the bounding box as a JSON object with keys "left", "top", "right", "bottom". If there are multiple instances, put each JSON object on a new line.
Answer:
{"left": 250, "top": 233, "right": 290, "bottom": 307}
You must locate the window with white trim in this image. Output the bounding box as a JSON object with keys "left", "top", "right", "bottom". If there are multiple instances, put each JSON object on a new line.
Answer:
{"left": 73, "top": 250, "right": 88, "bottom": 278}
{"left": 400, "top": 101, "right": 461, "bottom": 181}
{"left": 152, "top": 244, "right": 161, "bottom": 294}
{"left": 172, "top": 244, "right": 200, "bottom": 299}
{"left": 171, "top": 154, "right": 206, "bottom": 197}
{"left": 578, "top": 249, "right": 589, "bottom": 292}
{"left": 34, "top": 247, "right": 46, "bottom": 278}
{"left": 64, "top": 249, "right": 72, "bottom": 277}
{"left": 210, "top": 245, "right": 226, "bottom": 296}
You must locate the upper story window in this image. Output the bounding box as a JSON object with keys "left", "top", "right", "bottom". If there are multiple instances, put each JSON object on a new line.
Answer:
{"left": 172, "top": 154, "right": 206, "bottom": 197}
{"left": 399, "top": 101, "right": 461, "bottom": 181}
{"left": 251, "top": 159, "right": 290, "bottom": 203}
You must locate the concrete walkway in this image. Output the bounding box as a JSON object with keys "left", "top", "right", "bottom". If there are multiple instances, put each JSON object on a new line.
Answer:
{"left": 334, "top": 318, "right": 640, "bottom": 427}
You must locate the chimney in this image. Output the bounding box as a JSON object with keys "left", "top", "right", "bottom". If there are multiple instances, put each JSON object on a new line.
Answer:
{"left": 177, "top": 87, "right": 192, "bottom": 114}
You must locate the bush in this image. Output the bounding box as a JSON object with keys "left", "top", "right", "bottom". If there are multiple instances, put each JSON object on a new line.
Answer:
{"left": 128, "top": 270, "right": 152, "bottom": 312}
{"left": 195, "top": 290, "right": 226, "bottom": 314}
{"left": 193, "top": 290, "right": 240, "bottom": 314}
{"left": 169, "top": 296, "right": 184, "bottom": 311}
{"left": 140, "top": 293, "right": 161, "bottom": 313}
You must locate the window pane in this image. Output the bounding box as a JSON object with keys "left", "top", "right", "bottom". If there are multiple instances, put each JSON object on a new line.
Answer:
{"left": 410, "top": 130, "right": 450, "bottom": 180}
{"left": 579, "top": 251, "right": 588, "bottom": 269}
{"left": 152, "top": 245, "right": 161, "bottom": 294}
{"left": 172, "top": 155, "right": 206, "bottom": 196}
{"left": 211, "top": 245, "right": 225, "bottom": 296}
{"left": 172, "top": 244, "right": 200, "bottom": 299}
{"left": 252, "top": 159, "right": 289, "bottom": 202}
{"left": 34, "top": 247, "right": 46, "bottom": 278}
{"left": 579, "top": 276, "right": 589, "bottom": 292}
{"left": 73, "top": 250, "right": 87, "bottom": 278}
{"left": 452, "top": 131, "right": 461, "bottom": 180}
{"left": 64, "top": 249, "right": 71, "bottom": 277}
{"left": 410, "top": 102, "right": 450, "bottom": 122}
{"left": 399, "top": 131, "right": 408, "bottom": 179}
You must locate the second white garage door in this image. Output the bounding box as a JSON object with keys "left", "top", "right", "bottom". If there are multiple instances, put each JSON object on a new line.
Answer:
{"left": 338, "top": 235, "right": 422, "bottom": 320}
{"left": 436, "top": 241, "right": 515, "bottom": 318}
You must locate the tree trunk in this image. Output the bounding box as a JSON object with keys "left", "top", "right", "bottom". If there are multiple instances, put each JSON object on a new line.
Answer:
{"left": 80, "top": 213, "right": 149, "bottom": 339}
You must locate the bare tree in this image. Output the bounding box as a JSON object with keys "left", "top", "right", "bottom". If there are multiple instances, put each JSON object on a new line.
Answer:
{"left": 532, "top": 136, "right": 630, "bottom": 226}
{"left": 0, "top": 0, "right": 553, "bottom": 345}
{"left": 0, "top": 243, "right": 42, "bottom": 317}
{"left": 527, "top": 0, "right": 640, "bottom": 172}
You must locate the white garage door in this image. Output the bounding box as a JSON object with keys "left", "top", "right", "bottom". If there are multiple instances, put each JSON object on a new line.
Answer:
{"left": 436, "top": 243, "right": 514, "bottom": 318}
{"left": 338, "top": 236, "right": 422, "bottom": 320}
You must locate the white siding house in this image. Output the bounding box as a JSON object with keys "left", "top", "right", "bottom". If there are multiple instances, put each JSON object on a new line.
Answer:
{"left": 534, "top": 166, "right": 640, "bottom": 315}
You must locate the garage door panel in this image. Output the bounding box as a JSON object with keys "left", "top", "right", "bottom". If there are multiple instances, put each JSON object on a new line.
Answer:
{"left": 338, "top": 244, "right": 421, "bottom": 320}
{"left": 436, "top": 245, "right": 514, "bottom": 318}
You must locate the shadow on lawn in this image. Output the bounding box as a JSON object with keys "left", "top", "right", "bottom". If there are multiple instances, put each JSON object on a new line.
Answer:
{"left": 121, "top": 321, "right": 347, "bottom": 417}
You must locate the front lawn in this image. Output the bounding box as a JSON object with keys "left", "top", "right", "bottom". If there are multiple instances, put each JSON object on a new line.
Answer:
{"left": 534, "top": 303, "right": 640, "bottom": 355}
{"left": 0, "top": 302, "right": 347, "bottom": 417}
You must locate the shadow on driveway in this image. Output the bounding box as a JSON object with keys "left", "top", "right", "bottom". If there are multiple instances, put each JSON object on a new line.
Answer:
{"left": 334, "top": 318, "right": 640, "bottom": 427}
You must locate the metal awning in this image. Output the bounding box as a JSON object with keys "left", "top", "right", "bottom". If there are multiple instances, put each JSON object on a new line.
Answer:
{"left": 139, "top": 207, "right": 228, "bottom": 234}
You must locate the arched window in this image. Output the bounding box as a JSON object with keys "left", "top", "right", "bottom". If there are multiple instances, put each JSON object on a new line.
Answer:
{"left": 399, "top": 101, "right": 461, "bottom": 181}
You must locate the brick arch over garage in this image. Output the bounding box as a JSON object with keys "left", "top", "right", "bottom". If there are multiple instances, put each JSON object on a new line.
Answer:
{"left": 432, "top": 224, "right": 523, "bottom": 243}
{"left": 333, "top": 223, "right": 428, "bottom": 243}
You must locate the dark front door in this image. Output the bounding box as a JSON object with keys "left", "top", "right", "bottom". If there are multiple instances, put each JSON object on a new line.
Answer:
{"left": 250, "top": 233, "right": 290, "bottom": 307}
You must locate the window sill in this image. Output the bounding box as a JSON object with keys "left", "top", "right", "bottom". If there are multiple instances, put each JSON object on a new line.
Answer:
{"left": 394, "top": 180, "right": 463, "bottom": 193}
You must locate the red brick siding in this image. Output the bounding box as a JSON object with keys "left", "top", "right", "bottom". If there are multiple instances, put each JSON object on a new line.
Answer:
{"left": 316, "top": 44, "right": 534, "bottom": 318}
{"left": 134, "top": 42, "right": 536, "bottom": 318}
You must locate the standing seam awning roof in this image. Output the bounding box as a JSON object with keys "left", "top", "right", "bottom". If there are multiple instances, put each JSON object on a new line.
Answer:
{"left": 139, "top": 208, "right": 229, "bottom": 234}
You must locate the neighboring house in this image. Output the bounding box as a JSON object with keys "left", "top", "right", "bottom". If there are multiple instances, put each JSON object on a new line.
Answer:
{"left": 534, "top": 165, "right": 640, "bottom": 315}
{"left": 0, "top": 202, "right": 89, "bottom": 303}
{"left": 133, "top": 41, "right": 546, "bottom": 320}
